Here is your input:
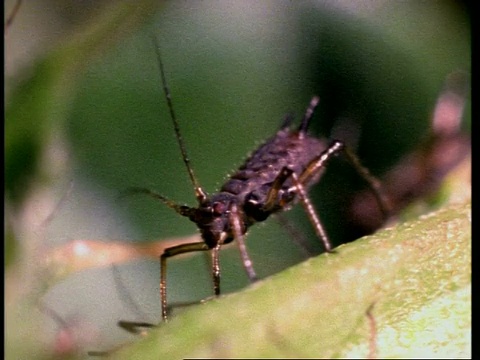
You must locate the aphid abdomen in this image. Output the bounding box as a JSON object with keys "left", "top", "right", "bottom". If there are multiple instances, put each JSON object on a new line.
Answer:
{"left": 222, "top": 129, "right": 327, "bottom": 198}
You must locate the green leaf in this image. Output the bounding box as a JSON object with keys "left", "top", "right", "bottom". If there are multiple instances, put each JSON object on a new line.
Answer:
{"left": 109, "top": 201, "right": 471, "bottom": 359}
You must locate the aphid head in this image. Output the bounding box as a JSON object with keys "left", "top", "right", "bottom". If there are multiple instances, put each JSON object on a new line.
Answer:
{"left": 153, "top": 42, "right": 242, "bottom": 248}
{"left": 189, "top": 193, "right": 238, "bottom": 248}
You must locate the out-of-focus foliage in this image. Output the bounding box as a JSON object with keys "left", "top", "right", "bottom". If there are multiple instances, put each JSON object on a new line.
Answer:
{"left": 5, "top": 1, "right": 470, "bottom": 358}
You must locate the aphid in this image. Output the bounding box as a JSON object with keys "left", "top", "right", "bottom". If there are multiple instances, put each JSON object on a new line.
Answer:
{"left": 129, "top": 43, "right": 391, "bottom": 322}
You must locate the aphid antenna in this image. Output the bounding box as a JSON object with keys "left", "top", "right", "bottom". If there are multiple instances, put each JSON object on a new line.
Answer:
{"left": 152, "top": 37, "right": 208, "bottom": 204}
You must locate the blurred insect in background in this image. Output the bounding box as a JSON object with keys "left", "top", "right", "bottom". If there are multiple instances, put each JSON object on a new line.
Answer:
{"left": 347, "top": 71, "right": 470, "bottom": 237}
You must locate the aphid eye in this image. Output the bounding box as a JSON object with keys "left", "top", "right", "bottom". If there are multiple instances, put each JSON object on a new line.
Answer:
{"left": 212, "top": 201, "right": 226, "bottom": 216}
{"left": 245, "top": 193, "right": 260, "bottom": 206}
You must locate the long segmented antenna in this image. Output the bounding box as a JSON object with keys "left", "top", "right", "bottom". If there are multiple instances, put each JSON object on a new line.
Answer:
{"left": 152, "top": 38, "right": 208, "bottom": 204}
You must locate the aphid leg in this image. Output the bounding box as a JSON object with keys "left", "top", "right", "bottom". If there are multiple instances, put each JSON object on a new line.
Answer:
{"left": 290, "top": 171, "right": 333, "bottom": 253}
{"left": 117, "top": 320, "right": 155, "bottom": 335}
{"left": 263, "top": 167, "right": 327, "bottom": 253}
{"left": 160, "top": 242, "right": 209, "bottom": 321}
{"left": 264, "top": 167, "right": 294, "bottom": 211}
{"left": 111, "top": 265, "right": 149, "bottom": 321}
{"left": 211, "top": 243, "right": 222, "bottom": 296}
{"left": 275, "top": 213, "right": 317, "bottom": 257}
{"left": 111, "top": 265, "right": 157, "bottom": 334}
{"left": 341, "top": 146, "right": 392, "bottom": 218}
{"left": 289, "top": 139, "right": 390, "bottom": 252}
{"left": 230, "top": 203, "right": 258, "bottom": 282}
{"left": 244, "top": 167, "right": 320, "bottom": 256}
{"left": 299, "top": 141, "right": 391, "bottom": 219}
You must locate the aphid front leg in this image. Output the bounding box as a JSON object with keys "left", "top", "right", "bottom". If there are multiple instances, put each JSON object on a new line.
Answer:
{"left": 211, "top": 244, "right": 221, "bottom": 296}
{"left": 160, "top": 242, "right": 209, "bottom": 321}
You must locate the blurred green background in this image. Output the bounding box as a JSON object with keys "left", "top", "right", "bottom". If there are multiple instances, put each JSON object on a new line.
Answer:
{"left": 5, "top": 0, "right": 470, "bottom": 358}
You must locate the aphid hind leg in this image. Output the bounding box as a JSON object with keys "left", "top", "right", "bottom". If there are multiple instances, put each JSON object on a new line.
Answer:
{"left": 264, "top": 167, "right": 295, "bottom": 211}
{"left": 160, "top": 242, "right": 209, "bottom": 321}
{"left": 341, "top": 146, "right": 392, "bottom": 218}
{"left": 299, "top": 141, "right": 392, "bottom": 219}
{"left": 287, "top": 140, "right": 391, "bottom": 253}
{"left": 262, "top": 166, "right": 333, "bottom": 252}
{"left": 290, "top": 171, "right": 333, "bottom": 253}
{"left": 274, "top": 213, "right": 317, "bottom": 257}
